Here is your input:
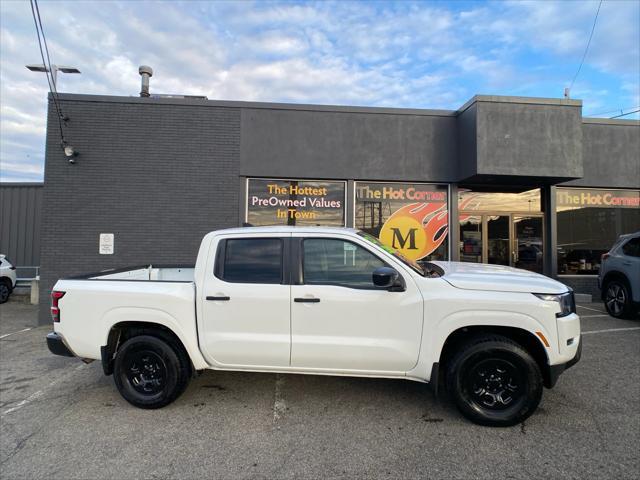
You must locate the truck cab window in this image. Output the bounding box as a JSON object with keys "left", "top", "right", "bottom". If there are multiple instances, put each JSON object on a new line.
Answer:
{"left": 303, "top": 238, "right": 386, "bottom": 288}
{"left": 222, "top": 238, "right": 283, "bottom": 284}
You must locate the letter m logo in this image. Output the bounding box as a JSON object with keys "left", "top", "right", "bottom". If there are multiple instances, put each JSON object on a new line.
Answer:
{"left": 391, "top": 228, "right": 417, "bottom": 250}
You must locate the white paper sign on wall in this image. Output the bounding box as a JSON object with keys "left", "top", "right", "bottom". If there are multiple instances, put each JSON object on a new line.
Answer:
{"left": 99, "top": 233, "right": 114, "bottom": 255}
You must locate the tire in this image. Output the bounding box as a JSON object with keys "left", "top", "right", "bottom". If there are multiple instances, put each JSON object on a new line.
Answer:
{"left": 446, "top": 335, "right": 543, "bottom": 427}
{"left": 0, "top": 280, "right": 11, "bottom": 304}
{"left": 113, "top": 334, "right": 191, "bottom": 409}
{"left": 603, "top": 279, "right": 634, "bottom": 319}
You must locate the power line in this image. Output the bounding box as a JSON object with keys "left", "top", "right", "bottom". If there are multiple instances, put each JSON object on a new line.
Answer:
{"left": 610, "top": 109, "right": 640, "bottom": 119}
{"left": 34, "top": 1, "right": 57, "bottom": 93}
{"left": 568, "top": 0, "right": 603, "bottom": 92}
{"left": 29, "top": 0, "right": 66, "bottom": 144}
{"left": 33, "top": 0, "right": 65, "bottom": 118}
{"left": 586, "top": 105, "right": 640, "bottom": 117}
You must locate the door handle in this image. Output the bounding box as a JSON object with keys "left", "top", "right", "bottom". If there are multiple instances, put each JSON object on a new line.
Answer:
{"left": 206, "top": 296, "right": 230, "bottom": 301}
{"left": 294, "top": 297, "right": 320, "bottom": 303}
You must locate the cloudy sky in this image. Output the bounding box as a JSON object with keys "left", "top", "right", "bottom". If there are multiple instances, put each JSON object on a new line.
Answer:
{"left": 1, "top": 0, "right": 638, "bottom": 182}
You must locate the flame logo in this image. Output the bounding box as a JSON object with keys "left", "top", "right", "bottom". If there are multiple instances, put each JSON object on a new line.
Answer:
{"left": 379, "top": 196, "right": 480, "bottom": 260}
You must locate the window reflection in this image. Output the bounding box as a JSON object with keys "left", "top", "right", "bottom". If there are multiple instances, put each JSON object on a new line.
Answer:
{"left": 460, "top": 216, "right": 482, "bottom": 263}
{"left": 459, "top": 189, "right": 541, "bottom": 213}
{"left": 303, "top": 238, "right": 386, "bottom": 288}
{"left": 557, "top": 188, "right": 640, "bottom": 275}
{"left": 223, "top": 238, "right": 282, "bottom": 284}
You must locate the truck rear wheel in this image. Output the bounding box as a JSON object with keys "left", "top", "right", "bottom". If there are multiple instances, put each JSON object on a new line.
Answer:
{"left": 113, "top": 334, "right": 191, "bottom": 409}
{"left": 446, "top": 335, "right": 543, "bottom": 427}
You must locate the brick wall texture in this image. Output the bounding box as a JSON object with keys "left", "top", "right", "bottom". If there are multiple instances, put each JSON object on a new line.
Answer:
{"left": 39, "top": 98, "right": 240, "bottom": 323}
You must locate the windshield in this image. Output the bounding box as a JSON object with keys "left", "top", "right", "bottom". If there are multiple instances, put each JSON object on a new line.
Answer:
{"left": 357, "top": 231, "right": 425, "bottom": 276}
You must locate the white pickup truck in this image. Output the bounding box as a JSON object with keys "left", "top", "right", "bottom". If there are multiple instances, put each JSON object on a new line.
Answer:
{"left": 47, "top": 227, "right": 581, "bottom": 426}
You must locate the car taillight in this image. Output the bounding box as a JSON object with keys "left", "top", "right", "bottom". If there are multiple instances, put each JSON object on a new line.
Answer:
{"left": 601, "top": 253, "right": 610, "bottom": 262}
{"left": 51, "top": 291, "right": 66, "bottom": 323}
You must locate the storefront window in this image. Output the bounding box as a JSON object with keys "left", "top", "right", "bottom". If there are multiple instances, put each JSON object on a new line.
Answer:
{"left": 457, "top": 189, "right": 543, "bottom": 273}
{"left": 355, "top": 182, "right": 449, "bottom": 261}
{"left": 458, "top": 189, "right": 541, "bottom": 212}
{"left": 557, "top": 188, "right": 640, "bottom": 275}
{"left": 247, "top": 179, "right": 345, "bottom": 226}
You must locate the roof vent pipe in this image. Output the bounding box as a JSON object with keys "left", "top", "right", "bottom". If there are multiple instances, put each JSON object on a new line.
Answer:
{"left": 139, "top": 65, "right": 153, "bottom": 97}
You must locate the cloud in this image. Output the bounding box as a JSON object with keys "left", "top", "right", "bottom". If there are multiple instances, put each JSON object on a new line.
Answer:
{"left": 1, "top": 0, "right": 638, "bottom": 182}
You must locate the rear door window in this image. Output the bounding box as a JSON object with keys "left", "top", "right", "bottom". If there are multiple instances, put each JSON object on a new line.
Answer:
{"left": 219, "top": 238, "right": 283, "bottom": 284}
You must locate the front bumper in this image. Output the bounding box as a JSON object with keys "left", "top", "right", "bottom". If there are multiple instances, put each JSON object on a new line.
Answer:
{"left": 546, "top": 334, "right": 582, "bottom": 388}
{"left": 46, "top": 332, "right": 75, "bottom": 357}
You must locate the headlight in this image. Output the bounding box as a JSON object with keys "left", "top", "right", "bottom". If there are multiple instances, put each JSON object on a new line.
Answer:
{"left": 533, "top": 291, "right": 576, "bottom": 317}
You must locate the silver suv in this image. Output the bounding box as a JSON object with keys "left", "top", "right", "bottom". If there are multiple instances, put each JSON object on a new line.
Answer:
{"left": 598, "top": 232, "right": 640, "bottom": 319}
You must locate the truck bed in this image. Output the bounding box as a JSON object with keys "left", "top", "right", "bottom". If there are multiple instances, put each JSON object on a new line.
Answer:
{"left": 53, "top": 265, "right": 198, "bottom": 362}
{"left": 67, "top": 265, "right": 195, "bottom": 282}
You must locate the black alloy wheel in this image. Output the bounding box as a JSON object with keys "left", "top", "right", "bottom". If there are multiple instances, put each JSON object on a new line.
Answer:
{"left": 446, "top": 335, "right": 543, "bottom": 427}
{"left": 124, "top": 350, "right": 167, "bottom": 396}
{"left": 465, "top": 357, "right": 524, "bottom": 411}
{"left": 604, "top": 280, "right": 632, "bottom": 319}
{"left": 113, "top": 334, "right": 191, "bottom": 409}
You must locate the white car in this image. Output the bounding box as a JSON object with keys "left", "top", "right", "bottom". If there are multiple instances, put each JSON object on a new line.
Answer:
{"left": 46, "top": 227, "right": 581, "bottom": 426}
{"left": 0, "top": 255, "right": 17, "bottom": 303}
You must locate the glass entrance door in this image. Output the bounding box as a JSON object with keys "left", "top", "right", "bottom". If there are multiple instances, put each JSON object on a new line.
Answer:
{"left": 487, "top": 216, "right": 510, "bottom": 266}
{"left": 460, "top": 215, "right": 482, "bottom": 263}
{"left": 459, "top": 214, "right": 544, "bottom": 272}
{"left": 514, "top": 216, "right": 544, "bottom": 273}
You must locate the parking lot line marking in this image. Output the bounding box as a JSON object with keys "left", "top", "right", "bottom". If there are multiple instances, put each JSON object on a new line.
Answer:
{"left": 577, "top": 305, "right": 607, "bottom": 314}
{"left": 1, "top": 364, "right": 86, "bottom": 416}
{"left": 273, "top": 374, "right": 286, "bottom": 424}
{"left": 580, "top": 314, "right": 611, "bottom": 318}
{"left": 582, "top": 327, "right": 640, "bottom": 335}
{"left": 0, "top": 328, "right": 32, "bottom": 339}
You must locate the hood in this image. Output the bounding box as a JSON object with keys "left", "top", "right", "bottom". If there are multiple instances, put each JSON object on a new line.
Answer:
{"left": 431, "top": 261, "right": 570, "bottom": 294}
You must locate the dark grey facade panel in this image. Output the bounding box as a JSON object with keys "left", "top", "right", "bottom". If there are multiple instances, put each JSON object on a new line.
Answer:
{"left": 456, "top": 102, "right": 477, "bottom": 180}
{"left": 562, "top": 121, "right": 640, "bottom": 189}
{"left": 240, "top": 108, "right": 459, "bottom": 183}
{"left": 38, "top": 99, "right": 241, "bottom": 322}
{"left": 0, "top": 183, "right": 43, "bottom": 270}
{"left": 474, "top": 101, "right": 583, "bottom": 181}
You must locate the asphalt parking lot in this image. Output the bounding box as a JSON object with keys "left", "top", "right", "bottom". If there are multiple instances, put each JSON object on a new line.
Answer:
{"left": 1, "top": 298, "right": 639, "bottom": 479}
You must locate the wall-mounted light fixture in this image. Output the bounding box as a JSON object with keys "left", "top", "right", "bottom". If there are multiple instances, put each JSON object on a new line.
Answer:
{"left": 62, "top": 142, "right": 78, "bottom": 163}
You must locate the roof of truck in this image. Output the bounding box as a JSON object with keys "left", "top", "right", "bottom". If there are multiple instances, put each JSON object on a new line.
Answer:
{"left": 210, "top": 226, "right": 360, "bottom": 235}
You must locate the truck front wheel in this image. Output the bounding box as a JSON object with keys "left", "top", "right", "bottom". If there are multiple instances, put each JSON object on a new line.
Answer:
{"left": 113, "top": 334, "right": 191, "bottom": 409}
{"left": 446, "top": 335, "right": 543, "bottom": 427}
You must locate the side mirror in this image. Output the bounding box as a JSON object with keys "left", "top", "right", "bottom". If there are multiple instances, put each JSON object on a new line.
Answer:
{"left": 372, "top": 266, "right": 403, "bottom": 290}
